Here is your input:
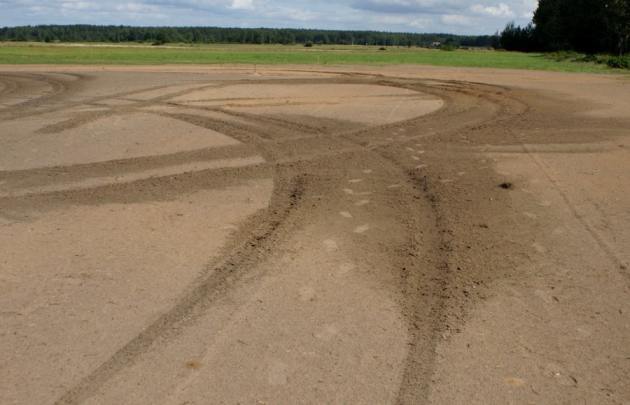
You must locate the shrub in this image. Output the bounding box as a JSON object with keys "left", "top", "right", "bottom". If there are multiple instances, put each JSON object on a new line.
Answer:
{"left": 439, "top": 44, "right": 457, "bottom": 51}
{"left": 606, "top": 56, "right": 630, "bottom": 69}
{"left": 304, "top": 41, "right": 313, "bottom": 48}
{"left": 547, "top": 51, "right": 581, "bottom": 62}
{"left": 578, "top": 54, "right": 598, "bottom": 63}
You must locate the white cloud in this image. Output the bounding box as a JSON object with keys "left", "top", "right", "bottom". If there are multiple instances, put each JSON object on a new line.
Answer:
{"left": 471, "top": 3, "right": 514, "bottom": 17}
{"left": 441, "top": 13, "right": 474, "bottom": 26}
{"left": 115, "top": 2, "right": 161, "bottom": 13}
{"left": 60, "top": 1, "right": 94, "bottom": 10}
{"left": 230, "top": 0, "right": 254, "bottom": 10}
{"left": 0, "top": 0, "right": 539, "bottom": 35}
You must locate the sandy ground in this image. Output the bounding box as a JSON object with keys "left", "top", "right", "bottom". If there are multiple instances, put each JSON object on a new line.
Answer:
{"left": 0, "top": 65, "right": 628, "bottom": 405}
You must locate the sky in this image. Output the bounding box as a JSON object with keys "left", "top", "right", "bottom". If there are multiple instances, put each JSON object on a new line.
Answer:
{"left": 0, "top": 0, "right": 538, "bottom": 35}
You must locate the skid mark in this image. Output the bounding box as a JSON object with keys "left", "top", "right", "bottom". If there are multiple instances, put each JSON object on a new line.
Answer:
{"left": 522, "top": 145, "right": 629, "bottom": 279}
{"left": 53, "top": 175, "right": 306, "bottom": 405}
{"left": 1, "top": 156, "right": 265, "bottom": 198}
{"left": 5, "top": 71, "right": 610, "bottom": 405}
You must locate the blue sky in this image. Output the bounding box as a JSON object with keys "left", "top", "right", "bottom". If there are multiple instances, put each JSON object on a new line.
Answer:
{"left": 0, "top": 0, "right": 538, "bottom": 35}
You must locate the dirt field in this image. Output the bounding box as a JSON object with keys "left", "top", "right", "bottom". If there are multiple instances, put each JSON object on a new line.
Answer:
{"left": 0, "top": 65, "right": 629, "bottom": 405}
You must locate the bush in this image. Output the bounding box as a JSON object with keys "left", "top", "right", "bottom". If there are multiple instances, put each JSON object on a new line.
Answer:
{"left": 578, "top": 54, "right": 598, "bottom": 63}
{"left": 544, "top": 52, "right": 630, "bottom": 69}
{"left": 304, "top": 41, "right": 313, "bottom": 48}
{"left": 547, "top": 51, "right": 581, "bottom": 62}
{"left": 606, "top": 56, "right": 630, "bottom": 69}
{"left": 439, "top": 44, "right": 457, "bottom": 51}
{"left": 379, "top": 47, "right": 386, "bottom": 51}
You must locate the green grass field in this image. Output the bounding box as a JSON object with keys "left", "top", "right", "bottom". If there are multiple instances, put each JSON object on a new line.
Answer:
{"left": 0, "top": 42, "right": 620, "bottom": 73}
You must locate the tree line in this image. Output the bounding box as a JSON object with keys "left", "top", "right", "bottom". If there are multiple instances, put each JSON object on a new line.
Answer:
{"left": 501, "top": 0, "right": 630, "bottom": 55}
{"left": 0, "top": 25, "right": 497, "bottom": 48}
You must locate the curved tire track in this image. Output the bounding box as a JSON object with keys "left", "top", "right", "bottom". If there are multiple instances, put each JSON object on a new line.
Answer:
{"left": 1, "top": 70, "right": 556, "bottom": 404}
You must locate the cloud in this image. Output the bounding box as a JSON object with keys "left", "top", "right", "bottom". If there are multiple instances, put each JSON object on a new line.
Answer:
{"left": 0, "top": 0, "right": 539, "bottom": 34}
{"left": 230, "top": 0, "right": 254, "bottom": 10}
{"left": 441, "top": 14, "right": 474, "bottom": 26}
{"left": 471, "top": 3, "right": 514, "bottom": 17}
{"left": 352, "top": 0, "right": 469, "bottom": 15}
{"left": 60, "top": 1, "right": 94, "bottom": 11}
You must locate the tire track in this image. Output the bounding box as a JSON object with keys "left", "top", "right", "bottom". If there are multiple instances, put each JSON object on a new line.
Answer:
{"left": 54, "top": 174, "right": 307, "bottom": 405}
{"left": 2, "top": 70, "right": 584, "bottom": 404}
